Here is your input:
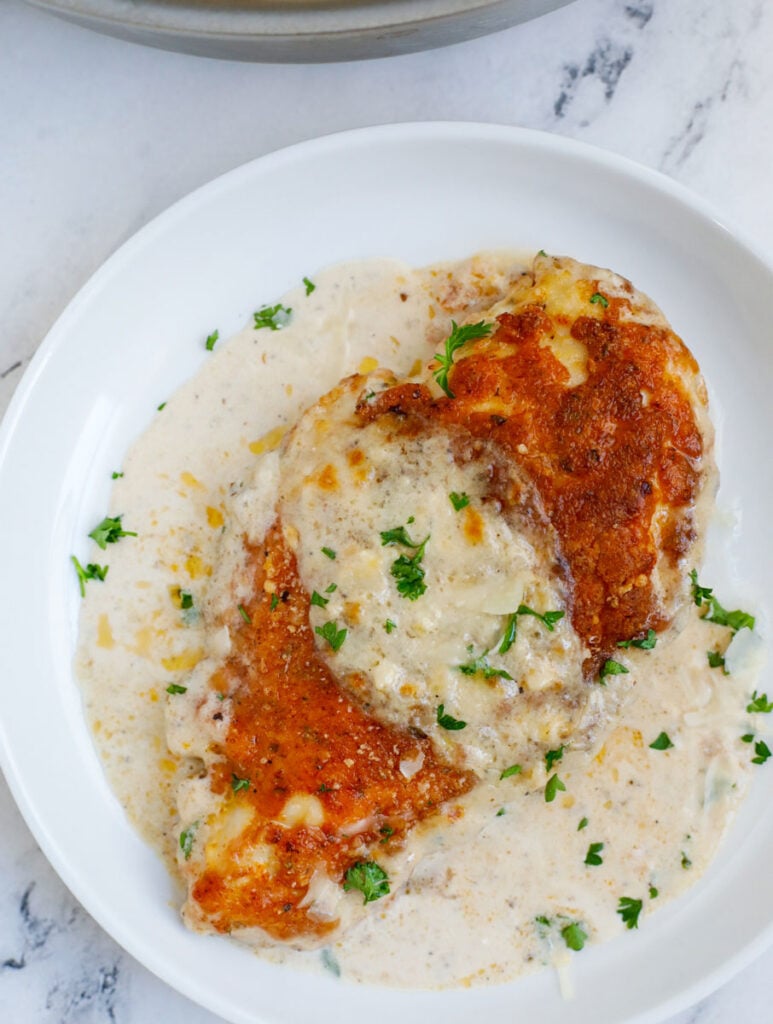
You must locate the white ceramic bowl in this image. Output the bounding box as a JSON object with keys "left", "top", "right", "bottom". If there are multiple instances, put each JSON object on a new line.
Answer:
{"left": 0, "top": 123, "right": 771, "bottom": 1024}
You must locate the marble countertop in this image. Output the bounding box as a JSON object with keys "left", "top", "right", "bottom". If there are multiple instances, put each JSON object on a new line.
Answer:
{"left": 1, "top": 0, "right": 772, "bottom": 1020}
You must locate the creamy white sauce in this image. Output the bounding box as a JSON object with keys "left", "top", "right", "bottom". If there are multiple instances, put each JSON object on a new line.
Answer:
{"left": 74, "top": 253, "right": 763, "bottom": 989}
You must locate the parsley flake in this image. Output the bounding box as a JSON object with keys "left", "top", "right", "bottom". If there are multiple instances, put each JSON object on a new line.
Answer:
{"left": 320, "top": 948, "right": 340, "bottom": 977}
{"left": 379, "top": 825, "right": 394, "bottom": 842}
{"left": 449, "top": 491, "right": 470, "bottom": 511}
{"left": 752, "top": 740, "right": 772, "bottom": 765}
{"left": 315, "top": 620, "right": 347, "bottom": 652}
{"left": 499, "top": 605, "right": 564, "bottom": 654}
{"left": 88, "top": 514, "right": 137, "bottom": 550}
{"left": 649, "top": 732, "right": 674, "bottom": 750}
{"left": 384, "top": 619, "right": 397, "bottom": 634}
{"left": 325, "top": 583, "right": 337, "bottom": 593}
{"left": 590, "top": 292, "right": 609, "bottom": 309}
{"left": 71, "top": 556, "right": 108, "bottom": 597}
{"left": 545, "top": 746, "right": 565, "bottom": 772}
{"left": 253, "top": 303, "right": 292, "bottom": 331}
{"left": 111, "top": 471, "right": 123, "bottom": 479}
{"left": 310, "top": 590, "right": 329, "bottom": 608}
{"left": 321, "top": 546, "right": 337, "bottom": 560}
{"left": 617, "top": 629, "right": 657, "bottom": 649}
{"left": 500, "top": 763, "right": 522, "bottom": 780}
{"left": 382, "top": 527, "right": 430, "bottom": 601}
{"left": 432, "top": 320, "right": 493, "bottom": 398}
{"left": 681, "top": 851, "right": 692, "bottom": 870}
{"left": 689, "top": 570, "right": 755, "bottom": 632}
{"left": 707, "top": 649, "right": 729, "bottom": 674}
{"left": 577, "top": 816, "right": 589, "bottom": 831}
{"left": 600, "top": 659, "right": 629, "bottom": 682}
{"left": 747, "top": 691, "right": 773, "bottom": 714}
{"left": 496, "top": 807, "right": 506, "bottom": 817}
{"left": 303, "top": 276, "right": 316, "bottom": 296}
{"left": 166, "top": 683, "right": 187, "bottom": 695}
{"left": 157, "top": 402, "right": 166, "bottom": 411}
{"left": 179, "top": 823, "right": 198, "bottom": 860}
{"left": 561, "top": 921, "right": 588, "bottom": 952}
{"left": 649, "top": 885, "right": 659, "bottom": 899}
{"left": 237, "top": 604, "right": 252, "bottom": 624}
{"left": 205, "top": 329, "right": 219, "bottom": 351}
{"left": 585, "top": 842, "right": 604, "bottom": 866}
{"left": 380, "top": 523, "right": 423, "bottom": 548}
{"left": 436, "top": 704, "right": 466, "bottom": 731}
{"left": 231, "top": 774, "right": 250, "bottom": 793}
{"left": 343, "top": 861, "right": 390, "bottom": 904}
{"left": 545, "top": 773, "right": 566, "bottom": 803}
{"left": 457, "top": 647, "right": 513, "bottom": 681}
{"left": 741, "top": 733, "right": 755, "bottom": 744}
{"left": 617, "top": 896, "right": 643, "bottom": 929}
{"left": 180, "top": 590, "right": 193, "bottom": 610}
{"left": 270, "top": 593, "right": 279, "bottom": 611}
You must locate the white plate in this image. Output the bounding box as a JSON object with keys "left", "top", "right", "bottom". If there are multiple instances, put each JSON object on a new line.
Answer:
{"left": 0, "top": 123, "right": 771, "bottom": 1024}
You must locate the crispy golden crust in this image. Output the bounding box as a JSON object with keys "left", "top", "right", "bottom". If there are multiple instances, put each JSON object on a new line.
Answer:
{"left": 361, "top": 274, "right": 706, "bottom": 667}
{"left": 189, "top": 523, "right": 475, "bottom": 942}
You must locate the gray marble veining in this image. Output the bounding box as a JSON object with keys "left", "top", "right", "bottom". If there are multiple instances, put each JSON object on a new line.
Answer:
{"left": 1, "top": 0, "right": 772, "bottom": 1019}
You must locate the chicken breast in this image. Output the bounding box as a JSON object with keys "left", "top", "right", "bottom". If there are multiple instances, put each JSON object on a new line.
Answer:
{"left": 168, "top": 254, "right": 715, "bottom": 948}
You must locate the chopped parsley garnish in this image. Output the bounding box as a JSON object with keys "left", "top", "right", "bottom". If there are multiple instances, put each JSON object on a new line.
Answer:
{"left": 577, "top": 816, "right": 589, "bottom": 831}
{"left": 561, "top": 921, "right": 588, "bottom": 952}
{"left": 617, "top": 629, "right": 657, "bottom": 650}
{"left": 649, "top": 885, "right": 659, "bottom": 899}
{"left": 318, "top": 783, "right": 331, "bottom": 793}
{"left": 179, "top": 823, "right": 198, "bottom": 860}
{"left": 111, "top": 471, "right": 123, "bottom": 479}
{"left": 707, "top": 649, "right": 728, "bottom": 674}
{"left": 379, "top": 825, "right": 394, "bottom": 842}
{"left": 500, "top": 763, "right": 522, "bottom": 780}
{"left": 689, "top": 570, "right": 755, "bottom": 632}
{"left": 231, "top": 774, "right": 250, "bottom": 793}
{"left": 649, "top": 731, "right": 674, "bottom": 751}
{"left": 498, "top": 605, "right": 564, "bottom": 654}
{"left": 599, "top": 659, "right": 629, "bottom": 682}
{"left": 384, "top": 619, "right": 397, "bottom": 634}
{"left": 590, "top": 292, "right": 609, "bottom": 309}
{"left": 432, "top": 320, "right": 493, "bottom": 398}
{"left": 535, "top": 914, "right": 551, "bottom": 928}
{"left": 180, "top": 590, "right": 194, "bottom": 610}
{"left": 310, "top": 590, "right": 329, "bottom": 608}
{"left": 537, "top": 249, "right": 547, "bottom": 257}
{"left": 380, "top": 523, "right": 423, "bottom": 548}
{"left": 381, "top": 525, "right": 430, "bottom": 601}
{"left": 157, "top": 402, "right": 166, "bottom": 411}
{"left": 325, "top": 583, "right": 337, "bottom": 593}
{"left": 449, "top": 491, "right": 470, "bottom": 511}
{"left": 545, "top": 745, "right": 565, "bottom": 772}
{"left": 88, "top": 514, "right": 137, "bottom": 550}
{"left": 315, "top": 620, "right": 347, "bottom": 652}
{"left": 205, "top": 329, "right": 219, "bottom": 351}
{"left": 270, "top": 593, "right": 279, "bottom": 611}
{"left": 496, "top": 807, "right": 506, "bottom": 817}
{"left": 436, "top": 704, "right": 466, "bottom": 731}
{"left": 166, "top": 683, "right": 187, "bottom": 695}
{"left": 320, "top": 947, "right": 340, "bottom": 977}
{"left": 457, "top": 646, "right": 513, "bottom": 681}
{"left": 747, "top": 691, "right": 773, "bottom": 714}
{"left": 585, "top": 842, "right": 604, "bottom": 866}
{"left": 343, "top": 861, "right": 390, "bottom": 904}
{"left": 544, "top": 773, "right": 566, "bottom": 803}
{"left": 253, "top": 303, "right": 292, "bottom": 331}
{"left": 71, "top": 556, "right": 108, "bottom": 597}
{"left": 321, "top": 546, "right": 337, "bottom": 560}
{"left": 741, "top": 733, "right": 755, "bottom": 744}
{"left": 681, "top": 851, "right": 692, "bottom": 870}
{"left": 303, "top": 276, "right": 316, "bottom": 296}
{"left": 752, "top": 740, "right": 772, "bottom": 765}
{"left": 617, "top": 897, "right": 643, "bottom": 929}
{"left": 237, "top": 604, "right": 252, "bottom": 624}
